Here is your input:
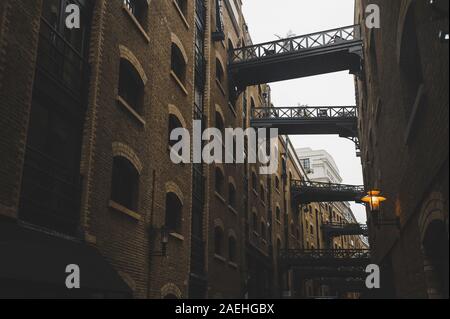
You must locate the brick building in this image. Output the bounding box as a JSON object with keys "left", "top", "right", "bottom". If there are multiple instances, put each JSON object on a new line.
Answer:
{"left": 1, "top": 0, "right": 371, "bottom": 299}
{"left": 355, "top": 0, "right": 449, "bottom": 298}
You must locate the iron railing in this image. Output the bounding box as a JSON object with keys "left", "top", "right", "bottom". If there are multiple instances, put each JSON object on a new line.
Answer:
{"left": 281, "top": 249, "right": 370, "bottom": 261}
{"left": 251, "top": 106, "right": 358, "bottom": 120}
{"left": 230, "top": 25, "right": 361, "bottom": 63}
{"left": 321, "top": 222, "right": 369, "bottom": 237}
{"left": 292, "top": 180, "right": 365, "bottom": 194}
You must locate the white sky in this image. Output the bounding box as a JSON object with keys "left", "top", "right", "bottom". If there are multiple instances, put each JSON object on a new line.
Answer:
{"left": 242, "top": 0, "right": 367, "bottom": 223}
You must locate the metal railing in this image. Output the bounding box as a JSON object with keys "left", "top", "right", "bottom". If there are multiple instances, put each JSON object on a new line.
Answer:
{"left": 281, "top": 249, "right": 370, "bottom": 260}
{"left": 291, "top": 180, "right": 365, "bottom": 194}
{"left": 322, "top": 222, "right": 369, "bottom": 237}
{"left": 230, "top": 25, "right": 361, "bottom": 63}
{"left": 251, "top": 106, "right": 358, "bottom": 120}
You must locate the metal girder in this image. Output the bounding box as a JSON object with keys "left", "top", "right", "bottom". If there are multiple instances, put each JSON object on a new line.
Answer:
{"left": 250, "top": 106, "right": 358, "bottom": 137}
{"left": 229, "top": 25, "right": 363, "bottom": 88}
{"left": 321, "top": 222, "right": 369, "bottom": 237}
{"left": 280, "top": 249, "right": 371, "bottom": 268}
{"left": 291, "top": 180, "right": 366, "bottom": 204}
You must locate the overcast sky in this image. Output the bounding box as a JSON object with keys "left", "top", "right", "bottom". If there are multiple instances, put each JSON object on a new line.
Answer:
{"left": 242, "top": 0, "right": 367, "bottom": 223}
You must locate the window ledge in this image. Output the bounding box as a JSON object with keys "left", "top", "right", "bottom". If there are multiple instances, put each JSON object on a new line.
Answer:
{"left": 122, "top": 6, "right": 150, "bottom": 43}
{"left": 252, "top": 189, "right": 258, "bottom": 197}
{"left": 216, "top": 78, "right": 226, "bottom": 97}
{"left": 228, "top": 205, "right": 238, "bottom": 215}
{"left": 276, "top": 219, "right": 282, "bottom": 225}
{"left": 117, "top": 96, "right": 146, "bottom": 126}
{"left": 109, "top": 200, "right": 141, "bottom": 221}
{"left": 260, "top": 200, "right": 266, "bottom": 207}
{"left": 172, "top": 0, "right": 190, "bottom": 30}
{"left": 169, "top": 232, "right": 185, "bottom": 241}
{"left": 404, "top": 84, "right": 425, "bottom": 145}
{"left": 171, "top": 71, "right": 189, "bottom": 96}
{"left": 228, "top": 262, "right": 239, "bottom": 269}
{"left": 228, "top": 102, "right": 237, "bottom": 118}
{"left": 214, "top": 254, "right": 227, "bottom": 263}
{"left": 215, "top": 192, "right": 227, "bottom": 204}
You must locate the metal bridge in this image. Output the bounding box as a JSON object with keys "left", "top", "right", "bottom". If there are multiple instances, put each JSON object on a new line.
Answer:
{"left": 250, "top": 106, "right": 358, "bottom": 137}
{"left": 321, "top": 222, "right": 369, "bottom": 238}
{"left": 280, "top": 249, "right": 370, "bottom": 268}
{"left": 229, "top": 25, "right": 363, "bottom": 89}
{"left": 291, "top": 180, "right": 365, "bottom": 204}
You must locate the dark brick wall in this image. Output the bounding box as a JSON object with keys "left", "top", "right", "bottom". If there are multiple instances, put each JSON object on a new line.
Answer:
{"left": 356, "top": 0, "right": 449, "bottom": 298}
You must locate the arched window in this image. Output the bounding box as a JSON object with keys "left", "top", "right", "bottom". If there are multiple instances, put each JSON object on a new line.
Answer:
{"left": 174, "top": 0, "right": 187, "bottom": 16}
{"left": 276, "top": 207, "right": 281, "bottom": 221}
{"left": 252, "top": 212, "right": 258, "bottom": 232}
{"left": 260, "top": 184, "right": 265, "bottom": 202}
{"left": 276, "top": 238, "right": 282, "bottom": 257}
{"left": 215, "top": 168, "right": 224, "bottom": 195}
{"left": 165, "top": 192, "right": 183, "bottom": 234}
{"left": 111, "top": 156, "right": 140, "bottom": 211}
{"left": 398, "top": 5, "right": 423, "bottom": 119}
{"left": 168, "top": 114, "right": 183, "bottom": 148}
{"left": 171, "top": 43, "right": 187, "bottom": 84}
{"left": 251, "top": 172, "right": 257, "bottom": 191}
{"left": 214, "top": 226, "right": 224, "bottom": 256}
{"left": 123, "top": 0, "right": 148, "bottom": 26}
{"left": 228, "top": 236, "right": 237, "bottom": 262}
{"left": 275, "top": 176, "right": 280, "bottom": 190}
{"left": 228, "top": 183, "right": 236, "bottom": 208}
{"left": 216, "top": 58, "right": 224, "bottom": 85}
{"left": 261, "top": 221, "right": 267, "bottom": 240}
{"left": 119, "top": 59, "right": 144, "bottom": 113}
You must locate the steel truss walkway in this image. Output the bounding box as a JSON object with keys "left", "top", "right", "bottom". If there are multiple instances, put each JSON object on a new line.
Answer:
{"left": 229, "top": 25, "right": 363, "bottom": 89}
{"left": 251, "top": 106, "right": 358, "bottom": 137}
{"left": 280, "top": 249, "right": 370, "bottom": 268}
{"left": 321, "top": 222, "right": 369, "bottom": 238}
{"left": 291, "top": 180, "right": 365, "bottom": 204}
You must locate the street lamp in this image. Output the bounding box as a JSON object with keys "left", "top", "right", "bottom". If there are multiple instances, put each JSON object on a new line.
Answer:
{"left": 149, "top": 225, "right": 169, "bottom": 257}
{"left": 361, "top": 190, "right": 386, "bottom": 213}
{"left": 361, "top": 190, "right": 399, "bottom": 229}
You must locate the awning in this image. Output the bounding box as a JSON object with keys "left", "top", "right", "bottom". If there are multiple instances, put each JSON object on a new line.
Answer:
{"left": 0, "top": 220, "right": 131, "bottom": 297}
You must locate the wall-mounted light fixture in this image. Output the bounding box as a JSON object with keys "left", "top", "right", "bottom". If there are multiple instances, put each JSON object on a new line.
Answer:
{"left": 148, "top": 226, "right": 169, "bottom": 257}
{"left": 361, "top": 190, "right": 400, "bottom": 229}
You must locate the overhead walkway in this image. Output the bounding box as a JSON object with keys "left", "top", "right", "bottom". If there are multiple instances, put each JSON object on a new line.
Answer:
{"left": 321, "top": 222, "right": 369, "bottom": 238}
{"left": 229, "top": 25, "right": 363, "bottom": 89}
{"left": 291, "top": 180, "right": 365, "bottom": 204}
{"left": 251, "top": 106, "right": 358, "bottom": 138}
{"left": 280, "top": 249, "right": 370, "bottom": 268}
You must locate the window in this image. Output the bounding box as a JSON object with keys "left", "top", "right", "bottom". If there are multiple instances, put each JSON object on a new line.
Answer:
{"left": 216, "top": 58, "right": 224, "bottom": 84}
{"left": 399, "top": 6, "right": 423, "bottom": 119}
{"left": 123, "top": 0, "right": 148, "bottom": 26}
{"left": 301, "top": 158, "right": 311, "bottom": 171}
{"left": 165, "top": 192, "right": 183, "bottom": 234}
{"left": 228, "top": 183, "right": 236, "bottom": 208}
{"left": 111, "top": 156, "right": 139, "bottom": 211}
{"left": 168, "top": 114, "right": 183, "bottom": 148}
{"left": 228, "top": 236, "right": 237, "bottom": 262}
{"left": 215, "top": 168, "right": 224, "bottom": 195}
{"left": 119, "top": 59, "right": 144, "bottom": 113}
{"left": 171, "top": 43, "right": 187, "bottom": 84}
{"left": 276, "top": 207, "right": 281, "bottom": 221}
{"left": 309, "top": 225, "right": 314, "bottom": 235}
{"left": 260, "top": 185, "right": 265, "bottom": 202}
{"left": 214, "top": 227, "right": 224, "bottom": 256}
{"left": 275, "top": 176, "right": 280, "bottom": 190}
{"left": 252, "top": 213, "right": 258, "bottom": 232}
{"left": 261, "top": 221, "right": 266, "bottom": 240}
{"left": 174, "top": 0, "right": 187, "bottom": 17}
{"left": 251, "top": 172, "right": 257, "bottom": 192}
